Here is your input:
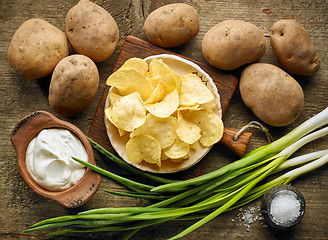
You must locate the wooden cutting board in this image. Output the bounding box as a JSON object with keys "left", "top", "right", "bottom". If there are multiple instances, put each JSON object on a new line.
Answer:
{"left": 87, "top": 36, "right": 248, "bottom": 176}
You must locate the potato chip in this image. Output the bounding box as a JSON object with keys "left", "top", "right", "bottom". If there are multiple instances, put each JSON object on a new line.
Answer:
{"left": 164, "top": 63, "right": 182, "bottom": 92}
{"left": 185, "top": 109, "right": 224, "bottom": 147}
{"left": 177, "top": 111, "right": 201, "bottom": 144}
{"left": 145, "top": 72, "right": 151, "bottom": 78}
{"left": 126, "top": 134, "right": 161, "bottom": 166}
{"left": 144, "top": 84, "right": 166, "bottom": 104}
{"left": 177, "top": 104, "right": 200, "bottom": 111}
{"left": 106, "top": 67, "right": 153, "bottom": 101}
{"left": 108, "top": 90, "right": 122, "bottom": 106}
{"left": 146, "top": 76, "right": 158, "bottom": 89}
{"left": 149, "top": 58, "right": 181, "bottom": 93}
{"left": 118, "top": 128, "right": 127, "bottom": 136}
{"left": 190, "top": 142, "right": 198, "bottom": 150}
{"left": 203, "top": 103, "right": 217, "bottom": 111}
{"left": 120, "top": 58, "right": 148, "bottom": 76}
{"left": 105, "top": 107, "right": 116, "bottom": 125}
{"left": 144, "top": 71, "right": 159, "bottom": 89}
{"left": 161, "top": 151, "right": 169, "bottom": 161}
{"left": 145, "top": 89, "right": 179, "bottom": 118}
{"left": 106, "top": 90, "right": 125, "bottom": 135}
{"left": 179, "top": 73, "right": 214, "bottom": 106}
{"left": 170, "top": 152, "right": 190, "bottom": 163}
{"left": 110, "top": 92, "right": 146, "bottom": 132}
{"left": 131, "top": 114, "right": 177, "bottom": 149}
{"left": 164, "top": 138, "right": 190, "bottom": 160}
{"left": 104, "top": 107, "right": 127, "bottom": 136}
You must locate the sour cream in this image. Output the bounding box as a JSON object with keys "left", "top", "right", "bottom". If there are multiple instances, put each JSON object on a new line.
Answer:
{"left": 26, "top": 128, "right": 89, "bottom": 191}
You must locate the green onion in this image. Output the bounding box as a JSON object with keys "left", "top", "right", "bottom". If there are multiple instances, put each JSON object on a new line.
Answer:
{"left": 103, "top": 189, "right": 169, "bottom": 200}
{"left": 232, "top": 151, "right": 328, "bottom": 210}
{"left": 87, "top": 137, "right": 176, "bottom": 184}
{"left": 25, "top": 107, "right": 328, "bottom": 239}
{"left": 274, "top": 149, "right": 328, "bottom": 172}
{"left": 72, "top": 157, "right": 154, "bottom": 192}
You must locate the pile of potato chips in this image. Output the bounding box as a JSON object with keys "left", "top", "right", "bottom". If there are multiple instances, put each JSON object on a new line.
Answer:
{"left": 105, "top": 57, "right": 224, "bottom": 167}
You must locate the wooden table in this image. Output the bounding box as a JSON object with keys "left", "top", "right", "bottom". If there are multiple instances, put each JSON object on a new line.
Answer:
{"left": 1, "top": 1, "right": 327, "bottom": 239}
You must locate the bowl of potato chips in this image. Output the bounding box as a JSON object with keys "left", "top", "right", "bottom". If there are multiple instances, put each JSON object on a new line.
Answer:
{"left": 104, "top": 54, "right": 224, "bottom": 173}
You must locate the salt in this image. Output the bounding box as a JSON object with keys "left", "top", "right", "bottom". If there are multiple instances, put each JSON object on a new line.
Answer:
{"left": 269, "top": 190, "right": 301, "bottom": 225}
{"left": 231, "top": 205, "right": 264, "bottom": 232}
{"left": 261, "top": 185, "right": 306, "bottom": 229}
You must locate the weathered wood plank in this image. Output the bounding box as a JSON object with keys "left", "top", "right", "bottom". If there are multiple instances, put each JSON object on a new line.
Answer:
{"left": 0, "top": 0, "right": 327, "bottom": 239}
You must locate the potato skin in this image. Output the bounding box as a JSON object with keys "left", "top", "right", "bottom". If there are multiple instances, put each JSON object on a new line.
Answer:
{"left": 240, "top": 63, "right": 304, "bottom": 127}
{"left": 49, "top": 54, "right": 99, "bottom": 117}
{"left": 66, "top": 0, "right": 119, "bottom": 62}
{"left": 8, "top": 18, "right": 69, "bottom": 80}
{"left": 144, "top": 3, "right": 199, "bottom": 48}
{"left": 270, "top": 19, "right": 320, "bottom": 76}
{"left": 202, "top": 20, "right": 266, "bottom": 70}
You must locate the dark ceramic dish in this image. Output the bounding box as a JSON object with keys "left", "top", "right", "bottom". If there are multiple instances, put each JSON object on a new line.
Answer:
{"left": 261, "top": 184, "right": 305, "bottom": 230}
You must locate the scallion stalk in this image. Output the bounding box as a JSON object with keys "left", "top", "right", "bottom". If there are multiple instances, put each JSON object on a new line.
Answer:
{"left": 25, "top": 107, "right": 328, "bottom": 239}
{"left": 72, "top": 157, "right": 154, "bottom": 192}
{"left": 87, "top": 137, "right": 176, "bottom": 184}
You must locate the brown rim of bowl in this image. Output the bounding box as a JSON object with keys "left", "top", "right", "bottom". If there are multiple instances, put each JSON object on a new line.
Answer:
{"left": 10, "top": 110, "right": 101, "bottom": 208}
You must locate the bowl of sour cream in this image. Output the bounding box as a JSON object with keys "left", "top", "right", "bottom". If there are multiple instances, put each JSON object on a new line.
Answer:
{"left": 11, "top": 111, "right": 101, "bottom": 208}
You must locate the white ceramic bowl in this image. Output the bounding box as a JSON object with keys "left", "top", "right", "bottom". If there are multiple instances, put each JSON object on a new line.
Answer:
{"left": 104, "top": 54, "right": 222, "bottom": 173}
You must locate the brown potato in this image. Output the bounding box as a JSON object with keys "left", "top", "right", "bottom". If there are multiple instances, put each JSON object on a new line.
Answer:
{"left": 270, "top": 19, "right": 320, "bottom": 76}
{"left": 8, "top": 18, "right": 69, "bottom": 80}
{"left": 66, "top": 0, "right": 119, "bottom": 62}
{"left": 49, "top": 54, "right": 99, "bottom": 117}
{"left": 240, "top": 63, "right": 304, "bottom": 127}
{"left": 202, "top": 20, "right": 266, "bottom": 70}
{"left": 144, "top": 3, "right": 199, "bottom": 48}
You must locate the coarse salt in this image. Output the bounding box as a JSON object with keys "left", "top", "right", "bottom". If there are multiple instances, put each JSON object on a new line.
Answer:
{"left": 269, "top": 190, "right": 301, "bottom": 225}
{"left": 231, "top": 205, "right": 264, "bottom": 231}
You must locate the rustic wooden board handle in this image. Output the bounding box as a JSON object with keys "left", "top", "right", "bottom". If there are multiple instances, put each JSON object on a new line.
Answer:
{"left": 220, "top": 127, "right": 252, "bottom": 156}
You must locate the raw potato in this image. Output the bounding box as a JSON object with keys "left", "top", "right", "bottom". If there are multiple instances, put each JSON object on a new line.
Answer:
{"left": 144, "top": 3, "right": 199, "bottom": 48}
{"left": 270, "top": 19, "right": 320, "bottom": 76}
{"left": 8, "top": 18, "right": 69, "bottom": 80}
{"left": 240, "top": 63, "right": 304, "bottom": 127}
{"left": 66, "top": 0, "right": 119, "bottom": 62}
{"left": 49, "top": 54, "right": 99, "bottom": 117}
{"left": 202, "top": 20, "right": 266, "bottom": 70}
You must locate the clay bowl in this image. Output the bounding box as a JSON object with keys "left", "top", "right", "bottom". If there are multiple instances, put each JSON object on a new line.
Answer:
{"left": 10, "top": 111, "right": 101, "bottom": 208}
{"left": 104, "top": 54, "right": 222, "bottom": 174}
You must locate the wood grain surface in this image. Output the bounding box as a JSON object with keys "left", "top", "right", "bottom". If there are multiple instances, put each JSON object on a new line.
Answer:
{"left": 1, "top": 1, "right": 327, "bottom": 240}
